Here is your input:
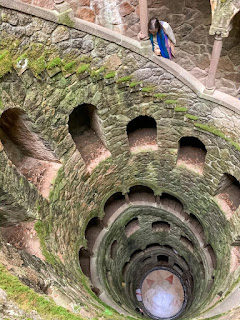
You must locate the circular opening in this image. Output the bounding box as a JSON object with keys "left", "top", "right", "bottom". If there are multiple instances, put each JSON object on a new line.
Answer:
{"left": 141, "top": 269, "right": 185, "bottom": 319}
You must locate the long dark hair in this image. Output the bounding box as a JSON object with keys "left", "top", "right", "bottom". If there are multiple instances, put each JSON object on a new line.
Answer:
{"left": 148, "top": 18, "right": 162, "bottom": 33}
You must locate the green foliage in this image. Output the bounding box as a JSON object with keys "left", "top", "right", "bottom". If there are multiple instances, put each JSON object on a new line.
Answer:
{"left": 194, "top": 122, "right": 240, "bottom": 152}
{"left": 165, "top": 100, "right": 177, "bottom": 104}
{"left": 104, "top": 71, "right": 116, "bottom": 79}
{"left": 63, "top": 60, "right": 77, "bottom": 72}
{"left": 153, "top": 93, "right": 167, "bottom": 98}
{"left": 0, "top": 264, "right": 84, "bottom": 319}
{"left": 142, "top": 87, "right": 154, "bottom": 92}
{"left": 76, "top": 63, "right": 90, "bottom": 74}
{"left": 174, "top": 106, "right": 188, "bottom": 112}
{"left": 185, "top": 113, "right": 199, "bottom": 120}
{"left": 30, "top": 56, "right": 46, "bottom": 75}
{"left": 116, "top": 75, "right": 132, "bottom": 83}
{"left": 90, "top": 66, "right": 105, "bottom": 77}
{"left": 129, "top": 81, "right": 142, "bottom": 88}
{"left": 0, "top": 50, "right": 12, "bottom": 78}
{"left": 47, "top": 57, "right": 62, "bottom": 70}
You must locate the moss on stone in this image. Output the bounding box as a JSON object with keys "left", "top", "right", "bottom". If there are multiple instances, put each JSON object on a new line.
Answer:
{"left": 142, "top": 87, "right": 154, "bottom": 92}
{"left": 47, "top": 57, "right": 62, "bottom": 70}
{"left": 129, "top": 81, "right": 142, "bottom": 88}
{"left": 104, "top": 71, "right": 116, "bottom": 79}
{"left": 80, "top": 56, "right": 92, "bottom": 63}
{"left": 174, "top": 106, "right": 188, "bottom": 112}
{"left": 58, "top": 11, "right": 74, "bottom": 27}
{"left": 185, "top": 113, "right": 199, "bottom": 120}
{"left": 165, "top": 100, "right": 177, "bottom": 104}
{"left": 116, "top": 75, "right": 132, "bottom": 83}
{"left": 90, "top": 66, "right": 105, "bottom": 77}
{"left": 153, "top": 93, "right": 167, "bottom": 98}
{"left": 0, "top": 50, "right": 12, "bottom": 78}
{"left": 30, "top": 55, "right": 46, "bottom": 75}
{"left": 194, "top": 122, "right": 240, "bottom": 152}
{"left": 76, "top": 63, "right": 90, "bottom": 74}
{"left": 63, "top": 60, "right": 77, "bottom": 72}
{"left": 0, "top": 264, "right": 84, "bottom": 320}
{"left": 34, "top": 221, "right": 59, "bottom": 266}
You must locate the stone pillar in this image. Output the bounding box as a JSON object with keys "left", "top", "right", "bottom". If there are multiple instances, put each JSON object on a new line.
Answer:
{"left": 205, "top": 33, "right": 223, "bottom": 93}
{"left": 139, "top": 0, "right": 149, "bottom": 37}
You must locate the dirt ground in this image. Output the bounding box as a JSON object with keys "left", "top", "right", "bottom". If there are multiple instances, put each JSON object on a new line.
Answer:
{"left": 73, "top": 128, "right": 111, "bottom": 172}
{"left": 128, "top": 128, "right": 158, "bottom": 152}
{"left": 0, "top": 221, "right": 45, "bottom": 260}
{"left": 177, "top": 146, "right": 206, "bottom": 174}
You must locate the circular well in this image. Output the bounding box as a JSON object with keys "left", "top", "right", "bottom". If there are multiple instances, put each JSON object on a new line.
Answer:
{"left": 141, "top": 269, "right": 185, "bottom": 319}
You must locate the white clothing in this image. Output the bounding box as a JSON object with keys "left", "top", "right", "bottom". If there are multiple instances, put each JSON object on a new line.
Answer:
{"left": 160, "top": 21, "right": 176, "bottom": 44}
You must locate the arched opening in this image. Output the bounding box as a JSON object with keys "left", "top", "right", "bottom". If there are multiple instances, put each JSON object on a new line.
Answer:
{"left": 128, "top": 185, "right": 155, "bottom": 203}
{"left": 160, "top": 193, "right": 186, "bottom": 218}
{"left": 103, "top": 192, "right": 126, "bottom": 226}
{"left": 177, "top": 136, "right": 207, "bottom": 174}
{"left": 157, "top": 255, "right": 169, "bottom": 264}
{"left": 152, "top": 221, "right": 170, "bottom": 232}
{"left": 85, "top": 217, "right": 104, "bottom": 252}
{"left": 215, "top": 174, "right": 240, "bottom": 218}
{"left": 0, "top": 108, "right": 61, "bottom": 198}
{"left": 79, "top": 248, "right": 91, "bottom": 278}
{"left": 180, "top": 236, "right": 194, "bottom": 252}
{"left": 130, "top": 249, "right": 143, "bottom": 260}
{"left": 125, "top": 218, "right": 140, "bottom": 238}
{"left": 146, "top": 243, "right": 161, "bottom": 250}
{"left": 206, "top": 245, "right": 217, "bottom": 270}
{"left": 187, "top": 213, "right": 205, "bottom": 242}
{"left": 68, "top": 104, "right": 111, "bottom": 172}
{"left": 126, "top": 116, "right": 157, "bottom": 152}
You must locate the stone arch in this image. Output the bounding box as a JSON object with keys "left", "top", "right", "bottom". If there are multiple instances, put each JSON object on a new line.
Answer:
{"left": 85, "top": 217, "right": 104, "bottom": 252}
{"left": 0, "top": 108, "right": 61, "bottom": 198}
{"left": 125, "top": 218, "right": 140, "bottom": 238}
{"left": 68, "top": 103, "right": 111, "bottom": 172}
{"left": 103, "top": 192, "right": 126, "bottom": 226}
{"left": 177, "top": 136, "right": 207, "bottom": 174}
{"left": 152, "top": 221, "right": 171, "bottom": 232}
{"left": 214, "top": 173, "right": 240, "bottom": 218}
{"left": 79, "top": 247, "right": 91, "bottom": 278}
{"left": 128, "top": 185, "right": 155, "bottom": 203}
{"left": 126, "top": 115, "right": 157, "bottom": 152}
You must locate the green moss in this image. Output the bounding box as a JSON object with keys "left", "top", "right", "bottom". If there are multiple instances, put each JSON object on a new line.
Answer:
{"left": 153, "top": 93, "right": 167, "bottom": 98}
{"left": 165, "top": 100, "right": 177, "bottom": 104}
{"left": 80, "top": 56, "right": 92, "bottom": 63}
{"left": 0, "top": 50, "right": 12, "bottom": 78}
{"left": 47, "top": 57, "right": 62, "bottom": 70}
{"left": 30, "top": 56, "right": 46, "bottom": 75}
{"left": 58, "top": 11, "right": 74, "bottom": 27}
{"left": 142, "top": 87, "right": 154, "bottom": 92}
{"left": 90, "top": 66, "right": 105, "bottom": 77}
{"left": 129, "top": 81, "right": 142, "bottom": 88}
{"left": 194, "top": 123, "right": 226, "bottom": 139}
{"left": 0, "top": 96, "right": 3, "bottom": 110}
{"left": 185, "top": 113, "right": 199, "bottom": 120}
{"left": 174, "top": 106, "right": 188, "bottom": 112}
{"left": 194, "top": 122, "right": 240, "bottom": 152}
{"left": 0, "top": 264, "right": 84, "bottom": 320}
{"left": 76, "top": 63, "right": 90, "bottom": 74}
{"left": 104, "top": 71, "right": 116, "bottom": 79}
{"left": 34, "top": 221, "right": 59, "bottom": 266}
{"left": 116, "top": 75, "right": 132, "bottom": 83}
{"left": 63, "top": 60, "right": 76, "bottom": 72}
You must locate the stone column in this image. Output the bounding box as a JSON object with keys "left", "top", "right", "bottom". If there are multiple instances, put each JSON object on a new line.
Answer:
{"left": 139, "top": 0, "right": 149, "bottom": 37}
{"left": 205, "top": 32, "right": 223, "bottom": 93}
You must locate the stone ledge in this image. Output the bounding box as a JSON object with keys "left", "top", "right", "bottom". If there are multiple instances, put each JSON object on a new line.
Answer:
{"left": 0, "top": 0, "right": 240, "bottom": 114}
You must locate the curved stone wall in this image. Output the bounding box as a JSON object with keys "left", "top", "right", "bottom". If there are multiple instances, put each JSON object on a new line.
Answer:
{"left": 0, "top": 2, "right": 240, "bottom": 320}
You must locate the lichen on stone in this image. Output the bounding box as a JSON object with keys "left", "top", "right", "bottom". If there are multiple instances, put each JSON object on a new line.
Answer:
{"left": 0, "top": 50, "right": 12, "bottom": 78}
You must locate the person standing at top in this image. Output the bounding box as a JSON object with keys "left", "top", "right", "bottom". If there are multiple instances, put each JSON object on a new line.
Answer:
{"left": 138, "top": 18, "right": 176, "bottom": 60}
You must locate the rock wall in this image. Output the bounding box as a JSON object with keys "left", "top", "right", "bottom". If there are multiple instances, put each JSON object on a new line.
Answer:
{"left": 18, "top": 0, "right": 240, "bottom": 97}
{"left": 1, "top": 3, "right": 240, "bottom": 319}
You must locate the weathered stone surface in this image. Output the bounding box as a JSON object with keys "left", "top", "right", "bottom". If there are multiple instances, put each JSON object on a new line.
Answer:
{"left": 52, "top": 25, "right": 70, "bottom": 43}
{"left": 119, "top": 1, "right": 135, "bottom": 17}
{"left": 76, "top": 7, "right": 96, "bottom": 22}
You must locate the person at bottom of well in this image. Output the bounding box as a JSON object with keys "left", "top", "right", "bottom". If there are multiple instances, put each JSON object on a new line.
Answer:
{"left": 148, "top": 17, "right": 176, "bottom": 60}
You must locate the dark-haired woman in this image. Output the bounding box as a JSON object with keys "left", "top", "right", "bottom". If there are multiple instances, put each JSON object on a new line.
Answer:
{"left": 147, "top": 18, "right": 176, "bottom": 59}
